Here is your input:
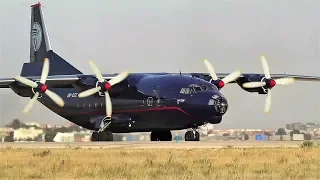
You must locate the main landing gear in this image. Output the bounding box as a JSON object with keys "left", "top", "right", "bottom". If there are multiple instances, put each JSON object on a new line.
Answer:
{"left": 91, "top": 131, "right": 113, "bottom": 141}
{"left": 150, "top": 129, "right": 200, "bottom": 141}
{"left": 150, "top": 131, "right": 172, "bottom": 141}
{"left": 91, "top": 117, "right": 114, "bottom": 141}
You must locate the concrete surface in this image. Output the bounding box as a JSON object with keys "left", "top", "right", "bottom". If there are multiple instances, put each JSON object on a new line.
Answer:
{"left": 0, "top": 140, "right": 307, "bottom": 149}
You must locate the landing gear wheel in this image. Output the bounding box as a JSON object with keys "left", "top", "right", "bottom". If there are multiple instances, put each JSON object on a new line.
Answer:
{"left": 91, "top": 132, "right": 99, "bottom": 141}
{"left": 99, "top": 131, "right": 113, "bottom": 141}
{"left": 150, "top": 131, "right": 172, "bottom": 141}
{"left": 91, "top": 131, "right": 113, "bottom": 141}
{"left": 185, "top": 130, "right": 200, "bottom": 141}
{"left": 151, "top": 132, "right": 158, "bottom": 141}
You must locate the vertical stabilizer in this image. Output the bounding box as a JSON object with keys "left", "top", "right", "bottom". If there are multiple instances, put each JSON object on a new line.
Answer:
{"left": 21, "top": 2, "right": 82, "bottom": 77}
{"left": 30, "top": 2, "right": 51, "bottom": 63}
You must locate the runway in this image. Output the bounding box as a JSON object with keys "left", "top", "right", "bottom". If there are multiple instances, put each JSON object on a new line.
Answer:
{"left": 0, "top": 140, "right": 307, "bottom": 149}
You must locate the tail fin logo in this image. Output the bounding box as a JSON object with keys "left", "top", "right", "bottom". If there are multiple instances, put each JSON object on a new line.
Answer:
{"left": 31, "top": 22, "right": 42, "bottom": 51}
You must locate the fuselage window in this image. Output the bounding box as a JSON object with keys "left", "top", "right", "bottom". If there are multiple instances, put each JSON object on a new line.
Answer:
{"left": 180, "top": 87, "right": 191, "bottom": 94}
{"left": 95, "top": 103, "right": 98, "bottom": 108}
{"left": 77, "top": 104, "right": 80, "bottom": 108}
{"left": 83, "top": 104, "right": 86, "bottom": 108}
{"left": 89, "top": 104, "right": 91, "bottom": 108}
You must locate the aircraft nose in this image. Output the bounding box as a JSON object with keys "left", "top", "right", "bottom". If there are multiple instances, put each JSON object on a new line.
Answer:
{"left": 208, "top": 94, "right": 228, "bottom": 115}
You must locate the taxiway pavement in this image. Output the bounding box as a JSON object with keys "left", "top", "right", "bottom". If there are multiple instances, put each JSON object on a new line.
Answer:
{"left": 0, "top": 140, "right": 306, "bottom": 149}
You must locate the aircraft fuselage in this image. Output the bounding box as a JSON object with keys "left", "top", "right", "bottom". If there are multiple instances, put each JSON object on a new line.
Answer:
{"left": 18, "top": 74, "right": 228, "bottom": 133}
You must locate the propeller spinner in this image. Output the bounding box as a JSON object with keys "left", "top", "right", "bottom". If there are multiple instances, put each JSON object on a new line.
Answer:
{"left": 14, "top": 58, "right": 65, "bottom": 113}
{"left": 242, "top": 55, "right": 296, "bottom": 114}
{"left": 78, "top": 60, "right": 129, "bottom": 119}
{"left": 203, "top": 59, "right": 242, "bottom": 89}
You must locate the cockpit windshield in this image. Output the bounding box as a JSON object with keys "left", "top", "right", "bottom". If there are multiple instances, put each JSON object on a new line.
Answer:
{"left": 180, "top": 84, "right": 218, "bottom": 94}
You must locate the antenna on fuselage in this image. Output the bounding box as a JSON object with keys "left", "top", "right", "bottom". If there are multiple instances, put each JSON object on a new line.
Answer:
{"left": 179, "top": 69, "right": 181, "bottom": 76}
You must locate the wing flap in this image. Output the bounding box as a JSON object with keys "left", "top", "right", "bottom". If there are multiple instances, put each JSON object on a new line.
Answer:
{"left": 0, "top": 75, "right": 80, "bottom": 88}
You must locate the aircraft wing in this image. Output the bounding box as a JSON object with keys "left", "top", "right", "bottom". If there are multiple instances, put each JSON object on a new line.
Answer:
{"left": 259, "top": 74, "right": 320, "bottom": 82}
{"left": 1, "top": 72, "right": 319, "bottom": 89}
{"left": 191, "top": 72, "right": 320, "bottom": 83}
{"left": 0, "top": 75, "right": 80, "bottom": 88}
{"left": 0, "top": 74, "right": 119, "bottom": 88}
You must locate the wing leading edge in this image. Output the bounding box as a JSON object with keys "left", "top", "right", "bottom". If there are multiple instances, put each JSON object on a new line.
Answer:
{"left": 191, "top": 72, "right": 320, "bottom": 84}
{"left": 0, "top": 73, "right": 319, "bottom": 89}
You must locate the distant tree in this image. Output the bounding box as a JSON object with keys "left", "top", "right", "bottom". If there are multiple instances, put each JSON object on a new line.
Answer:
{"left": 290, "top": 129, "right": 301, "bottom": 139}
{"left": 222, "top": 133, "right": 229, "bottom": 136}
{"left": 6, "top": 119, "right": 25, "bottom": 129}
{"left": 264, "top": 132, "right": 272, "bottom": 140}
{"left": 276, "top": 128, "right": 287, "bottom": 140}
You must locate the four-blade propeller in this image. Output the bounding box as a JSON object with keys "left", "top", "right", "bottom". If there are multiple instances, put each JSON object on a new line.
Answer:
{"left": 242, "top": 55, "right": 296, "bottom": 114}
{"left": 77, "top": 60, "right": 129, "bottom": 119}
{"left": 14, "top": 58, "right": 65, "bottom": 113}
{"left": 203, "top": 59, "right": 242, "bottom": 89}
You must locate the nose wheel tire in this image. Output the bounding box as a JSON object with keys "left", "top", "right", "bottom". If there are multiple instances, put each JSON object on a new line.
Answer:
{"left": 91, "top": 131, "right": 113, "bottom": 141}
{"left": 185, "top": 130, "right": 200, "bottom": 141}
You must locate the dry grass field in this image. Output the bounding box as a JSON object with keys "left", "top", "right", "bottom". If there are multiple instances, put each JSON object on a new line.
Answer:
{"left": 0, "top": 142, "right": 320, "bottom": 179}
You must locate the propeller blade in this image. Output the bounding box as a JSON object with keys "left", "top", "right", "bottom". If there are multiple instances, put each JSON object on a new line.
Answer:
{"left": 45, "top": 90, "right": 65, "bottom": 107}
{"left": 242, "top": 81, "right": 266, "bottom": 88}
{"left": 105, "top": 91, "right": 112, "bottom": 117}
{"left": 40, "top": 58, "right": 49, "bottom": 84}
{"left": 15, "top": 76, "right": 38, "bottom": 88}
{"left": 23, "top": 92, "right": 40, "bottom": 114}
{"left": 203, "top": 59, "right": 218, "bottom": 80}
{"left": 260, "top": 55, "right": 271, "bottom": 79}
{"left": 88, "top": 60, "right": 105, "bottom": 83}
{"left": 45, "top": 89, "right": 64, "bottom": 107}
{"left": 78, "top": 87, "right": 101, "bottom": 98}
{"left": 264, "top": 89, "right": 271, "bottom": 114}
{"left": 221, "top": 70, "right": 242, "bottom": 84}
{"left": 108, "top": 71, "right": 129, "bottom": 86}
{"left": 275, "top": 77, "right": 296, "bottom": 86}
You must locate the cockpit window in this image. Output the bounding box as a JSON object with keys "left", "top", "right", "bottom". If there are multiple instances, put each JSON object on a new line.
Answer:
{"left": 202, "top": 85, "right": 218, "bottom": 91}
{"left": 192, "top": 86, "right": 202, "bottom": 93}
{"left": 180, "top": 84, "right": 218, "bottom": 94}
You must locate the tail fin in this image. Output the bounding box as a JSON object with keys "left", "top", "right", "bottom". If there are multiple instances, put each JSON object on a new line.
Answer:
{"left": 21, "top": 2, "right": 82, "bottom": 77}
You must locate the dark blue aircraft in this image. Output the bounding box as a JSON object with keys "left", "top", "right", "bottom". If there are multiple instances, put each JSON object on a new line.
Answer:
{"left": 1, "top": 2, "right": 320, "bottom": 141}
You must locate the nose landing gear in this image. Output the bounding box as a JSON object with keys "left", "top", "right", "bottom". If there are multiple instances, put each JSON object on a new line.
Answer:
{"left": 185, "top": 129, "right": 200, "bottom": 141}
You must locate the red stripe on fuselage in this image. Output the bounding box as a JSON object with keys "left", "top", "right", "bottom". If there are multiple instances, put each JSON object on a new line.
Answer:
{"left": 44, "top": 103, "right": 197, "bottom": 121}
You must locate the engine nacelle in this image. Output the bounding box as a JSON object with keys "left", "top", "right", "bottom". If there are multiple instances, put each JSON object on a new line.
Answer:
{"left": 190, "top": 73, "right": 268, "bottom": 94}
{"left": 236, "top": 75, "right": 268, "bottom": 94}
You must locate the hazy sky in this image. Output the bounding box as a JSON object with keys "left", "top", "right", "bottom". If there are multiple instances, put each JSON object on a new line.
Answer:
{"left": 1, "top": 0, "right": 320, "bottom": 129}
